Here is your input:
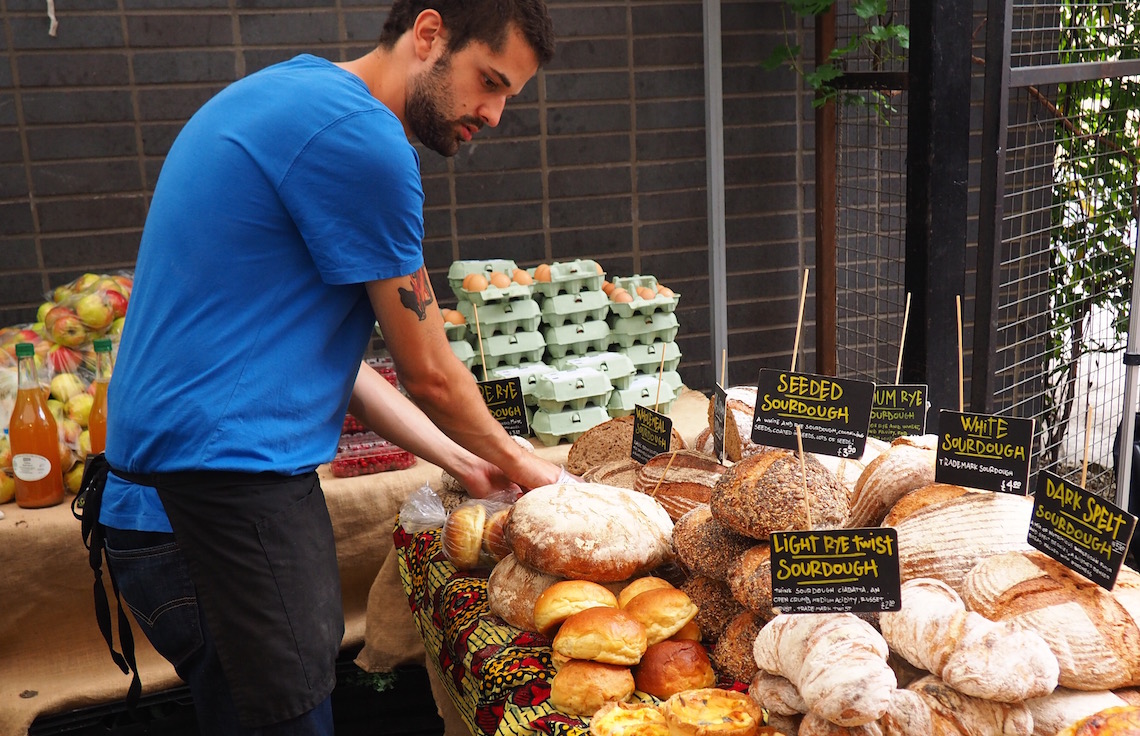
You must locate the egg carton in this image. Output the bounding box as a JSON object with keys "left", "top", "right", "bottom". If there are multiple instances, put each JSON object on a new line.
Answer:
{"left": 457, "top": 298, "right": 541, "bottom": 337}
{"left": 529, "top": 259, "right": 605, "bottom": 297}
{"left": 623, "top": 341, "right": 682, "bottom": 374}
{"left": 542, "top": 319, "right": 612, "bottom": 359}
{"left": 530, "top": 405, "right": 611, "bottom": 447}
{"left": 448, "top": 259, "right": 534, "bottom": 305}
{"left": 553, "top": 350, "right": 637, "bottom": 390}
{"left": 471, "top": 330, "right": 546, "bottom": 369}
{"left": 450, "top": 339, "right": 475, "bottom": 369}
{"left": 539, "top": 289, "right": 611, "bottom": 327}
{"left": 608, "top": 276, "right": 679, "bottom": 318}
{"left": 609, "top": 312, "right": 679, "bottom": 347}
{"left": 533, "top": 367, "right": 614, "bottom": 413}
{"left": 607, "top": 374, "right": 679, "bottom": 417}
{"left": 487, "top": 361, "right": 551, "bottom": 406}
{"left": 443, "top": 319, "right": 467, "bottom": 342}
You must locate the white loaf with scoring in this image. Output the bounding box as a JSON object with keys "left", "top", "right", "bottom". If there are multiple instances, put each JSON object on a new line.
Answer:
{"left": 506, "top": 482, "right": 675, "bottom": 583}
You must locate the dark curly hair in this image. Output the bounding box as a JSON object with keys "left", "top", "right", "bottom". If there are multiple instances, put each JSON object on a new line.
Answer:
{"left": 379, "top": 0, "right": 555, "bottom": 66}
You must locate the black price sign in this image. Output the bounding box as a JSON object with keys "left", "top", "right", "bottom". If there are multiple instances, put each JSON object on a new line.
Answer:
{"left": 868, "top": 384, "right": 927, "bottom": 441}
{"left": 478, "top": 377, "right": 528, "bottom": 437}
{"left": 934, "top": 410, "right": 1034, "bottom": 495}
{"left": 712, "top": 383, "right": 727, "bottom": 463}
{"left": 632, "top": 404, "right": 672, "bottom": 464}
{"left": 770, "top": 528, "right": 901, "bottom": 613}
{"left": 750, "top": 369, "right": 874, "bottom": 458}
{"left": 1028, "top": 470, "right": 1137, "bottom": 590}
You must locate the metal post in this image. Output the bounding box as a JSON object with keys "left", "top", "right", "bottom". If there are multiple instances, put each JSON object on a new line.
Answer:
{"left": 1115, "top": 242, "right": 1140, "bottom": 513}
{"left": 703, "top": 0, "right": 728, "bottom": 385}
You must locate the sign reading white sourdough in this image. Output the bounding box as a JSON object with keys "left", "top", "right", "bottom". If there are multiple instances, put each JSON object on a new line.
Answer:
{"left": 769, "top": 528, "right": 902, "bottom": 613}
{"left": 868, "top": 384, "right": 927, "bottom": 441}
{"left": 1028, "top": 470, "right": 1137, "bottom": 590}
{"left": 750, "top": 368, "right": 874, "bottom": 458}
{"left": 631, "top": 404, "right": 672, "bottom": 464}
{"left": 934, "top": 410, "right": 1033, "bottom": 495}
{"left": 477, "top": 377, "right": 528, "bottom": 437}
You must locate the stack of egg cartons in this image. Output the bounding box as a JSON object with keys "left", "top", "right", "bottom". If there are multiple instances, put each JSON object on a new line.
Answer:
{"left": 606, "top": 275, "right": 682, "bottom": 416}
{"left": 448, "top": 259, "right": 545, "bottom": 380}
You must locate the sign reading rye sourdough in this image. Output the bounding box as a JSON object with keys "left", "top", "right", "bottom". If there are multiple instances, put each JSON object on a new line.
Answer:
{"left": 934, "top": 410, "right": 1034, "bottom": 494}
{"left": 631, "top": 404, "right": 672, "bottom": 464}
{"left": 1028, "top": 470, "right": 1137, "bottom": 590}
{"left": 750, "top": 369, "right": 874, "bottom": 458}
{"left": 769, "top": 528, "right": 902, "bottom": 613}
{"left": 868, "top": 384, "right": 927, "bottom": 441}
{"left": 477, "top": 377, "right": 528, "bottom": 437}
{"left": 712, "top": 383, "right": 727, "bottom": 462}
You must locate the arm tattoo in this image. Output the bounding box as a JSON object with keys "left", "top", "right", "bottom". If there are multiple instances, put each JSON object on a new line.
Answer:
{"left": 397, "top": 266, "right": 435, "bottom": 321}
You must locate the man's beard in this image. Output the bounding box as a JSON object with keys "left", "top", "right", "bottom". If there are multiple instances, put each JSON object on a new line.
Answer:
{"left": 407, "top": 52, "right": 467, "bottom": 157}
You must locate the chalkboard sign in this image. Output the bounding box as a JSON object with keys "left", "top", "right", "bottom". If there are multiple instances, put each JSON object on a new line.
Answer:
{"left": 713, "top": 383, "right": 727, "bottom": 463}
{"left": 934, "top": 410, "right": 1034, "bottom": 495}
{"left": 1028, "top": 470, "right": 1138, "bottom": 590}
{"left": 478, "top": 377, "right": 528, "bottom": 437}
{"left": 868, "top": 384, "right": 927, "bottom": 441}
{"left": 770, "top": 528, "right": 902, "bottom": 613}
{"left": 750, "top": 369, "right": 875, "bottom": 458}
{"left": 632, "top": 404, "right": 672, "bottom": 464}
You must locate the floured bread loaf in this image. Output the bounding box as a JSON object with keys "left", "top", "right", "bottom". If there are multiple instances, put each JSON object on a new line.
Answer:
{"left": 796, "top": 688, "right": 932, "bottom": 735}
{"left": 706, "top": 386, "right": 770, "bottom": 462}
{"left": 907, "top": 675, "right": 1033, "bottom": 735}
{"left": 726, "top": 543, "right": 775, "bottom": 615}
{"left": 962, "top": 550, "right": 1140, "bottom": 689}
{"left": 883, "top": 483, "right": 1034, "bottom": 594}
{"left": 673, "top": 504, "right": 755, "bottom": 581}
{"left": 1026, "top": 688, "right": 1128, "bottom": 736}
{"left": 507, "top": 482, "right": 675, "bottom": 582}
{"left": 847, "top": 436, "right": 938, "bottom": 528}
{"left": 748, "top": 670, "right": 806, "bottom": 716}
{"left": 487, "top": 554, "right": 564, "bottom": 632}
{"left": 693, "top": 427, "right": 715, "bottom": 456}
{"left": 711, "top": 449, "right": 848, "bottom": 540}
{"left": 566, "top": 416, "right": 685, "bottom": 476}
{"left": 634, "top": 450, "right": 727, "bottom": 521}
{"left": 582, "top": 458, "right": 642, "bottom": 489}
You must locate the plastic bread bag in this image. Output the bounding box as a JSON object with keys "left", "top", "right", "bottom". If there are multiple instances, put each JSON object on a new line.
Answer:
{"left": 441, "top": 494, "right": 517, "bottom": 571}
{"left": 399, "top": 484, "right": 448, "bottom": 534}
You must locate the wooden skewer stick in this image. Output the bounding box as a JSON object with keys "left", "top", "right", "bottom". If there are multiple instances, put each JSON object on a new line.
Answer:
{"left": 1081, "top": 405, "right": 1094, "bottom": 488}
{"left": 795, "top": 425, "right": 813, "bottom": 529}
{"left": 791, "top": 270, "right": 809, "bottom": 372}
{"left": 473, "top": 302, "right": 488, "bottom": 382}
{"left": 650, "top": 450, "right": 679, "bottom": 499}
{"left": 956, "top": 295, "right": 964, "bottom": 412}
{"left": 895, "top": 292, "right": 912, "bottom": 385}
{"left": 654, "top": 341, "right": 668, "bottom": 410}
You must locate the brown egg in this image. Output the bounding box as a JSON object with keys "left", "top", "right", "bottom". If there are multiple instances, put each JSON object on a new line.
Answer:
{"left": 534, "top": 264, "right": 553, "bottom": 282}
{"left": 462, "top": 272, "right": 488, "bottom": 291}
{"left": 594, "top": 261, "right": 604, "bottom": 274}
{"left": 489, "top": 272, "right": 511, "bottom": 289}
{"left": 657, "top": 284, "right": 675, "bottom": 298}
{"left": 636, "top": 286, "right": 656, "bottom": 300}
{"left": 611, "top": 288, "right": 633, "bottom": 303}
{"left": 512, "top": 268, "right": 533, "bottom": 285}
{"left": 442, "top": 309, "right": 466, "bottom": 325}
{"left": 601, "top": 280, "right": 615, "bottom": 295}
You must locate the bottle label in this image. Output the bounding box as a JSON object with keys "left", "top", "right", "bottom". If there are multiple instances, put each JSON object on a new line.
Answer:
{"left": 13, "top": 454, "right": 52, "bottom": 482}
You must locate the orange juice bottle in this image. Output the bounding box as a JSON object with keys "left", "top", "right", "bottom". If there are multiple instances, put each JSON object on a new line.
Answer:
{"left": 88, "top": 337, "right": 114, "bottom": 455}
{"left": 10, "top": 342, "right": 64, "bottom": 508}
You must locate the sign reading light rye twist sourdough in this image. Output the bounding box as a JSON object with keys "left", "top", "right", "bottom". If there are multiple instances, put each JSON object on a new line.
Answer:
{"left": 934, "top": 409, "right": 1034, "bottom": 495}
{"left": 769, "top": 527, "right": 902, "bottom": 613}
{"left": 750, "top": 368, "right": 874, "bottom": 458}
{"left": 1028, "top": 469, "right": 1137, "bottom": 590}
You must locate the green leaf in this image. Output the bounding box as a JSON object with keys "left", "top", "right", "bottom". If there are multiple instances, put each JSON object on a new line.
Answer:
{"left": 762, "top": 44, "right": 800, "bottom": 70}
{"left": 787, "top": 0, "right": 835, "bottom": 16}
{"left": 852, "top": 0, "right": 888, "bottom": 19}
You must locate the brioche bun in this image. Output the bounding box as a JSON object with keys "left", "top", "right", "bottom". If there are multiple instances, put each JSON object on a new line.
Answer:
{"left": 633, "top": 640, "right": 716, "bottom": 699}
{"left": 534, "top": 579, "right": 620, "bottom": 637}
{"left": 552, "top": 607, "right": 648, "bottom": 666}
{"left": 442, "top": 502, "right": 487, "bottom": 569}
{"left": 617, "top": 576, "right": 675, "bottom": 609}
{"left": 549, "top": 659, "right": 635, "bottom": 717}
{"left": 623, "top": 588, "right": 699, "bottom": 646}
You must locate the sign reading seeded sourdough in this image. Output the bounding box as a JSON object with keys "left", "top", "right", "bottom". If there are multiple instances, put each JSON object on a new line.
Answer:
{"left": 631, "top": 404, "right": 672, "bottom": 464}
{"left": 750, "top": 368, "right": 874, "bottom": 458}
{"left": 1028, "top": 469, "right": 1137, "bottom": 590}
{"left": 934, "top": 409, "right": 1033, "bottom": 494}
{"left": 769, "top": 528, "right": 902, "bottom": 613}
{"left": 868, "top": 383, "right": 927, "bottom": 441}
{"left": 478, "top": 377, "right": 528, "bottom": 436}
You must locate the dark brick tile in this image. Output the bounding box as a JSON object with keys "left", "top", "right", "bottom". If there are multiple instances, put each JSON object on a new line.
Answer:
{"left": 141, "top": 123, "right": 184, "bottom": 157}
{"left": 421, "top": 176, "right": 451, "bottom": 205}
{"left": 724, "top": 154, "right": 798, "bottom": 186}
{"left": 416, "top": 147, "right": 450, "bottom": 175}
{"left": 457, "top": 232, "right": 545, "bottom": 264}
{"left": 547, "top": 133, "right": 630, "bottom": 167}
{"left": 0, "top": 201, "right": 34, "bottom": 235}
{"left": 547, "top": 104, "right": 630, "bottom": 136}
{"left": 0, "top": 130, "right": 24, "bottom": 164}
{"left": 8, "top": 15, "right": 124, "bottom": 50}
{"left": 239, "top": 11, "right": 342, "bottom": 45}
{"left": 726, "top": 213, "right": 801, "bottom": 243}
{"left": 0, "top": 270, "right": 46, "bottom": 308}
{"left": 26, "top": 124, "right": 138, "bottom": 161}
{"left": 548, "top": 165, "right": 630, "bottom": 199}
{"left": 422, "top": 241, "right": 457, "bottom": 274}
{"left": 631, "top": 3, "right": 703, "bottom": 36}
{"left": 548, "top": 5, "right": 627, "bottom": 38}
{"left": 20, "top": 90, "right": 134, "bottom": 125}
{"left": 31, "top": 160, "right": 143, "bottom": 197}
{"left": 16, "top": 52, "right": 131, "bottom": 87}
{"left": 41, "top": 231, "right": 142, "bottom": 268}
{"left": 455, "top": 201, "right": 543, "bottom": 235}
{"left": 124, "top": 0, "right": 230, "bottom": 7}
{"left": 126, "top": 14, "right": 234, "bottom": 47}
{"left": 344, "top": 10, "right": 386, "bottom": 45}
{"left": 0, "top": 92, "right": 15, "bottom": 126}
{"left": 638, "top": 218, "right": 707, "bottom": 250}
{"left": 550, "top": 226, "right": 634, "bottom": 265}
{"left": 723, "top": 94, "right": 799, "bottom": 127}
{"left": 635, "top": 99, "right": 705, "bottom": 130}
{"left": 0, "top": 59, "right": 11, "bottom": 88}
{"left": 454, "top": 171, "right": 543, "bottom": 206}
{"left": 0, "top": 164, "right": 27, "bottom": 199}
{"left": 724, "top": 0, "right": 787, "bottom": 32}
{"left": 638, "top": 190, "right": 705, "bottom": 221}
{"left": 548, "top": 196, "right": 631, "bottom": 230}
{"left": 236, "top": 0, "right": 338, "bottom": 7}
{"left": 479, "top": 105, "right": 540, "bottom": 139}
{"left": 725, "top": 123, "right": 799, "bottom": 156}
{"left": 632, "top": 35, "right": 703, "bottom": 67}
{"left": 546, "top": 38, "right": 628, "bottom": 71}
{"left": 36, "top": 194, "right": 147, "bottom": 233}
{"left": 423, "top": 207, "right": 452, "bottom": 240}
{"left": 637, "top": 160, "right": 705, "bottom": 192}
{"left": 726, "top": 181, "right": 799, "bottom": 212}
{"left": 453, "top": 140, "right": 541, "bottom": 173}
{"left": 7, "top": 0, "right": 116, "bottom": 7}
{"left": 635, "top": 129, "right": 704, "bottom": 161}
{"left": 724, "top": 65, "right": 797, "bottom": 95}
{"left": 136, "top": 86, "right": 225, "bottom": 122}
{"left": 634, "top": 68, "right": 704, "bottom": 99}
{"left": 641, "top": 248, "right": 710, "bottom": 282}
{"left": 132, "top": 50, "right": 238, "bottom": 84}
{"left": 545, "top": 70, "right": 630, "bottom": 103}
{"left": 0, "top": 238, "right": 39, "bottom": 271}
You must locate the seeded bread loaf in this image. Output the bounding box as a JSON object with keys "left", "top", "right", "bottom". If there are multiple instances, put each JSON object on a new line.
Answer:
{"left": 672, "top": 504, "right": 756, "bottom": 581}
{"left": 680, "top": 575, "right": 745, "bottom": 644}
{"left": 566, "top": 416, "right": 685, "bottom": 476}
{"left": 725, "top": 543, "right": 776, "bottom": 616}
{"left": 710, "top": 610, "right": 768, "bottom": 684}
{"left": 634, "top": 450, "right": 728, "bottom": 521}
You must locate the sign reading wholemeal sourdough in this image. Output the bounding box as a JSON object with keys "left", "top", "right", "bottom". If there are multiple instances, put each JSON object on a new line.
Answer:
{"left": 934, "top": 410, "right": 1034, "bottom": 494}
{"left": 1028, "top": 470, "right": 1137, "bottom": 590}
{"left": 712, "top": 383, "right": 727, "bottom": 462}
{"left": 868, "top": 384, "right": 927, "bottom": 441}
{"left": 477, "top": 377, "right": 528, "bottom": 436}
{"left": 750, "top": 369, "right": 875, "bottom": 458}
{"left": 769, "top": 528, "right": 902, "bottom": 613}
{"left": 631, "top": 404, "right": 672, "bottom": 464}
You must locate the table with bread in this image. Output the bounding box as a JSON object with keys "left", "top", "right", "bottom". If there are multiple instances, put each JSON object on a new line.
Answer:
{"left": 393, "top": 386, "right": 1140, "bottom": 736}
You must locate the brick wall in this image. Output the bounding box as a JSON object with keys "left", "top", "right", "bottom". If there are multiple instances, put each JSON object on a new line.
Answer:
{"left": 0, "top": 0, "right": 814, "bottom": 392}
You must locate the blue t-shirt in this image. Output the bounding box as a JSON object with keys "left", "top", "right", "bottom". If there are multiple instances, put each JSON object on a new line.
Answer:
{"left": 101, "top": 55, "right": 425, "bottom": 532}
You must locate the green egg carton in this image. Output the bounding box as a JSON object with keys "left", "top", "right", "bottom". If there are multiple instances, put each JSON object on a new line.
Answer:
{"left": 539, "top": 289, "right": 611, "bottom": 327}
{"left": 542, "top": 319, "right": 612, "bottom": 359}
{"left": 442, "top": 319, "right": 467, "bottom": 342}
{"left": 533, "top": 367, "right": 613, "bottom": 413}
{"left": 530, "top": 405, "right": 611, "bottom": 447}
{"left": 450, "top": 339, "right": 475, "bottom": 369}
{"left": 487, "top": 361, "right": 551, "bottom": 406}
{"left": 472, "top": 330, "right": 546, "bottom": 369}
{"left": 609, "top": 312, "right": 679, "bottom": 347}
{"left": 657, "top": 369, "right": 683, "bottom": 392}
{"left": 623, "top": 341, "right": 682, "bottom": 373}
{"left": 607, "top": 276, "right": 679, "bottom": 318}
{"left": 606, "top": 374, "right": 679, "bottom": 417}
{"left": 554, "top": 351, "right": 637, "bottom": 390}
{"left": 530, "top": 259, "right": 605, "bottom": 297}
{"left": 458, "top": 298, "right": 541, "bottom": 337}
{"left": 448, "top": 259, "right": 534, "bottom": 304}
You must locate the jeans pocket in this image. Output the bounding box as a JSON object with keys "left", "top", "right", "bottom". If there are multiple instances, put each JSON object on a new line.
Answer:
{"left": 105, "top": 535, "right": 203, "bottom": 669}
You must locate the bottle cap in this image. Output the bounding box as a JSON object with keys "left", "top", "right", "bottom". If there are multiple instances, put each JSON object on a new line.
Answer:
{"left": 93, "top": 338, "right": 113, "bottom": 353}
{"left": 14, "top": 342, "right": 34, "bottom": 358}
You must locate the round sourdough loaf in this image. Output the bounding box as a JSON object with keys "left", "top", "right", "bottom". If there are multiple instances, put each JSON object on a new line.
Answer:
{"left": 672, "top": 505, "right": 755, "bottom": 581}
{"left": 583, "top": 458, "right": 643, "bottom": 490}
{"left": 710, "top": 611, "right": 768, "bottom": 684}
{"left": 566, "top": 416, "right": 686, "bottom": 477}
{"left": 846, "top": 435, "right": 937, "bottom": 528}
{"left": 726, "top": 543, "right": 775, "bottom": 615}
{"left": 634, "top": 450, "right": 728, "bottom": 521}
{"left": 507, "top": 482, "right": 675, "bottom": 582}
{"left": 680, "top": 575, "right": 744, "bottom": 643}
{"left": 487, "top": 554, "right": 564, "bottom": 632}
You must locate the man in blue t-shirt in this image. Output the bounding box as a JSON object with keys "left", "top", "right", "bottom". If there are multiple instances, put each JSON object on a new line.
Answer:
{"left": 94, "top": 2, "right": 561, "bottom": 733}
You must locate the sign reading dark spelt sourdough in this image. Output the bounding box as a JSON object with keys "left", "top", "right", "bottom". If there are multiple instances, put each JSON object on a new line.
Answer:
{"left": 750, "top": 369, "right": 875, "bottom": 458}
{"left": 712, "top": 383, "right": 727, "bottom": 462}
{"left": 631, "top": 404, "right": 672, "bottom": 464}
{"left": 934, "top": 410, "right": 1034, "bottom": 494}
{"left": 1028, "top": 470, "right": 1137, "bottom": 590}
{"left": 868, "top": 384, "right": 927, "bottom": 441}
{"left": 477, "top": 377, "right": 528, "bottom": 437}
{"left": 769, "top": 528, "right": 902, "bottom": 613}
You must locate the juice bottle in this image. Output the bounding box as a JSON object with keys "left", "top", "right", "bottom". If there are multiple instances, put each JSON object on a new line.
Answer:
{"left": 88, "top": 337, "right": 114, "bottom": 455}
{"left": 10, "top": 342, "right": 64, "bottom": 508}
